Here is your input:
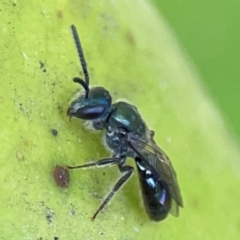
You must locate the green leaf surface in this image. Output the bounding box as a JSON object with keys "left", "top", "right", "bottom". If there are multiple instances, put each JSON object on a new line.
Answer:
{"left": 1, "top": 0, "right": 240, "bottom": 239}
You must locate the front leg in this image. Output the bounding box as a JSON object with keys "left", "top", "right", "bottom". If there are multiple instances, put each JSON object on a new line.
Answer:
{"left": 68, "top": 155, "right": 134, "bottom": 221}
{"left": 67, "top": 157, "right": 120, "bottom": 170}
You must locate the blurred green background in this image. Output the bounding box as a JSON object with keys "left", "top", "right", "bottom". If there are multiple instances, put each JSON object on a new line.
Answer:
{"left": 153, "top": 0, "right": 240, "bottom": 143}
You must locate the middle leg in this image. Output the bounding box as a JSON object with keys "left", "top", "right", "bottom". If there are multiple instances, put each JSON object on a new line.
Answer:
{"left": 91, "top": 164, "right": 134, "bottom": 220}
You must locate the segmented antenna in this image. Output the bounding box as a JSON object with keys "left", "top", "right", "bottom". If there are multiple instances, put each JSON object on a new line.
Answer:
{"left": 71, "top": 25, "right": 90, "bottom": 95}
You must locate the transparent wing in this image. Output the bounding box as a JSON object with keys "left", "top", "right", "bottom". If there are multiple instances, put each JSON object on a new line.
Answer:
{"left": 127, "top": 132, "right": 183, "bottom": 208}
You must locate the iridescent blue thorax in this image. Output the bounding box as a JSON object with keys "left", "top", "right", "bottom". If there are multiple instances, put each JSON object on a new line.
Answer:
{"left": 107, "top": 101, "right": 146, "bottom": 135}
{"left": 102, "top": 101, "right": 148, "bottom": 156}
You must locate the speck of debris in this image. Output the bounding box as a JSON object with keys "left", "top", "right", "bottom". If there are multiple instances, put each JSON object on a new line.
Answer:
{"left": 53, "top": 165, "right": 70, "bottom": 188}
{"left": 69, "top": 203, "right": 76, "bottom": 216}
{"left": 54, "top": 237, "right": 59, "bottom": 240}
{"left": 125, "top": 31, "right": 136, "bottom": 47}
{"left": 45, "top": 206, "right": 55, "bottom": 224}
{"left": 16, "top": 151, "right": 24, "bottom": 160}
{"left": 57, "top": 10, "right": 63, "bottom": 19}
{"left": 39, "top": 61, "right": 44, "bottom": 69}
{"left": 51, "top": 129, "right": 58, "bottom": 136}
{"left": 57, "top": 105, "right": 63, "bottom": 113}
{"left": 92, "top": 192, "right": 102, "bottom": 200}
{"left": 39, "top": 61, "right": 47, "bottom": 73}
{"left": 69, "top": 209, "right": 76, "bottom": 216}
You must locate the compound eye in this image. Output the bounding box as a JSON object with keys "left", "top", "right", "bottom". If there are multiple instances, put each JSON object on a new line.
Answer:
{"left": 76, "top": 105, "right": 107, "bottom": 120}
{"left": 67, "top": 87, "right": 112, "bottom": 120}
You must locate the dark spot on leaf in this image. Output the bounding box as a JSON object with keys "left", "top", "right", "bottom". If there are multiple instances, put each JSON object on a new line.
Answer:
{"left": 69, "top": 203, "right": 76, "bottom": 216}
{"left": 39, "top": 61, "right": 47, "bottom": 73}
{"left": 44, "top": 205, "right": 55, "bottom": 224}
{"left": 57, "top": 10, "right": 63, "bottom": 19}
{"left": 39, "top": 61, "right": 44, "bottom": 69}
{"left": 53, "top": 165, "right": 70, "bottom": 188}
{"left": 57, "top": 105, "right": 63, "bottom": 113}
{"left": 190, "top": 199, "right": 199, "bottom": 208}
{"left": 125, "top": 31, "right": 135, "bottom": 47}
{"left": 51, "top": 129, "right": 58, "bottom": 136}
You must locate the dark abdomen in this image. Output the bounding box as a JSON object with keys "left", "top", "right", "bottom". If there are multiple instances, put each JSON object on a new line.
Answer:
{"left": 136, "top": 157, "right": 172, "bottom": 221}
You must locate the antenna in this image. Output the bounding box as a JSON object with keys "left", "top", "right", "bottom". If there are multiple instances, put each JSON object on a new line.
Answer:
{"left": 71, "top": 24, "right": 89, "bottom": 97}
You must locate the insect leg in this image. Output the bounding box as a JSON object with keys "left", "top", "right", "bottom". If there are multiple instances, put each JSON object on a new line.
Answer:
{"left": 91, "top": 165, "right": 134, "bottom": 221}
{"left": 67, "top": 157, "right": 120, "bottom": 170}
{"left": 150, "top": 130, "right": 155, "bottom": 138}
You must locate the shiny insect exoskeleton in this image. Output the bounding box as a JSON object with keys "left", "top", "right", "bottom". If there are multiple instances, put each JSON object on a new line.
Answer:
{"left": 67, "top": 25, "right": 183, "bottom": 221}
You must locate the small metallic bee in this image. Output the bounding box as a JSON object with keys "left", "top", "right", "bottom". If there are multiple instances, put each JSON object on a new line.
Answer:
{"left": 67, "top": 25, "right": 183, "bottom": 221}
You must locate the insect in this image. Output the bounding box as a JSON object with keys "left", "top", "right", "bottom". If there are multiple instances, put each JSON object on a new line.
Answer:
{"left": 67, "top": 24, "right": 183, "bottom": 221}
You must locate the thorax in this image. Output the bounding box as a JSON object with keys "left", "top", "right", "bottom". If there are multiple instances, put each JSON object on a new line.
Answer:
{"left": 104, "top": 101, "right": 148, "bottom": 155}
